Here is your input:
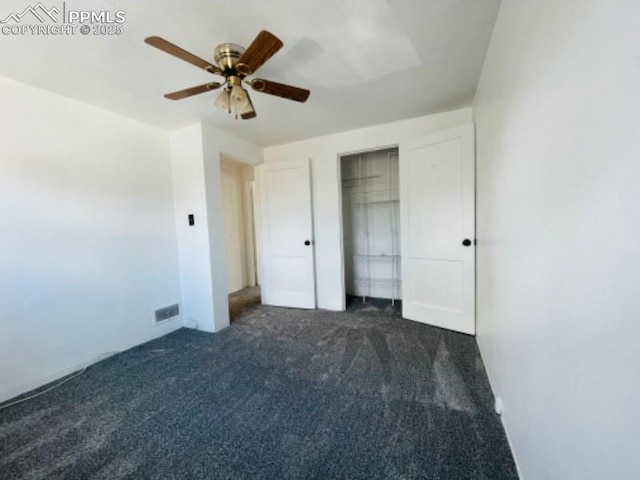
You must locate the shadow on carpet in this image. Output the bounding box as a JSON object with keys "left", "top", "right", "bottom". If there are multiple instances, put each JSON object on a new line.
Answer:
{"left": 0, "top": 304, "right": 518, "bottom": 479}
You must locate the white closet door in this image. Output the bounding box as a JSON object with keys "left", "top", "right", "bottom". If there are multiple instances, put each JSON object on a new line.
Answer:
{"left": 399, "top": 124, "right": 475, "bottom": 335}
{"left": 258, "top": 158, "right": 316, "bottom": 309}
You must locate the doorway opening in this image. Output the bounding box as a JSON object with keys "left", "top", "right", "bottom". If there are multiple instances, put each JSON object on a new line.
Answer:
{"left": 220, "top": 156, "right": 260, "bottom": 321}
{"left": 340, "top": 147, "right": 401, "bottom": 313}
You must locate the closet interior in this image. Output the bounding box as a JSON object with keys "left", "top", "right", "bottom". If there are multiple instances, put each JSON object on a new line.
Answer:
{"left": 341, "top": 147, "right": 401, "bottom": 304}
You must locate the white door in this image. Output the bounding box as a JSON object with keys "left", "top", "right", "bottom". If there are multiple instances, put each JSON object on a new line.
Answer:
{"left": 399, "top": 124, "right": 475, "bottom": 334}
{"left": 258, "top": 158, "right": 316, "bottom": 308}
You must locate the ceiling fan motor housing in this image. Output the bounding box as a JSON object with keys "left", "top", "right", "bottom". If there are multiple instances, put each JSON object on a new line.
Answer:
{"left": 214, "top": 43, "right": 246, "bottom": 72}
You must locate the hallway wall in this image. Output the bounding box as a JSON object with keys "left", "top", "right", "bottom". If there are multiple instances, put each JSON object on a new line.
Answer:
{"left": 221, "top": 157, "right": 255, "bottom": 294}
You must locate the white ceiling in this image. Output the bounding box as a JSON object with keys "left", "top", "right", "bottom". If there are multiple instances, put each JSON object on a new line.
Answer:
{"left": 0, "top": 0, "right": 501, "bottom": 146}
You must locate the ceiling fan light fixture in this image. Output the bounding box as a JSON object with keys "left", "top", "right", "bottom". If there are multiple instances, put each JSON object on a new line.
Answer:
{"left": 214, "top": 88, "right": 230, "bottom": 111}
{"left": 230, "top": 84, "right": 250, "bottom": 109}
{"left": 237, "top": 99, "right": 255, "bottom": 116}
{"left": 145, "top": 31, "right": 309, "bottom": 120}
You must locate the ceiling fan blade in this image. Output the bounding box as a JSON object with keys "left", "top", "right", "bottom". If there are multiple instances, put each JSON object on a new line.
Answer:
{"left": 241, "top": 94, "right": 257, "bottom": 119}
{"left": 145, "top": 36, "right": 222, "bottom": 75}
{"left": 164, "top": 82, "right": 222, "bottom": 101}
{"left": 250, "top": 78, "right": 310, "bottom": 103}
{"left": 236, "top": 30, "right": 283, "bottom": 76}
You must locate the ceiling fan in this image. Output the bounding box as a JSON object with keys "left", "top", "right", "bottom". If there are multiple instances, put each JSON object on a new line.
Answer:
{"left": 144, "top": 30, "right": 310, "bottom": 120}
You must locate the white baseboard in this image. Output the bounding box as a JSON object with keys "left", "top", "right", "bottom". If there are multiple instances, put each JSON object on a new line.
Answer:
{"left": 476, "top": 340, "right": 525, "bottom": 480}
{"left": 0, "top": 319, "right": 183, "bottom": 404}
{"left": 500, "top": 411, "right": 525, "bottom": 480}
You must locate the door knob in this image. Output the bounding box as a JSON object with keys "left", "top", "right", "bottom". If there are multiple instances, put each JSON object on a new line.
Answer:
{"left": 304, "top": 240, "right": 311, "bottom": 246}
{"left": 462, "top": 238, "right": 472, "bottom": 247}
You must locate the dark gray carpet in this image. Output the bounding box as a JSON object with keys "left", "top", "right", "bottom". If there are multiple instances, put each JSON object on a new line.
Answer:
{"left": 0, "top": 300, "right": 518, "bottom": 479}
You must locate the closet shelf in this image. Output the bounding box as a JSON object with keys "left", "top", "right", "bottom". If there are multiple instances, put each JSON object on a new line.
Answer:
{"left": 342, "top": 174, "right": 380, "bottom": 184}
{"left": 353, "top": 278, "right": 402, "bottom": 285}
{"left": 356, "top": 199, "right": 400, "bottom": 205}
{"left": 348, "top": 188, "right": 399, "bottom": 195}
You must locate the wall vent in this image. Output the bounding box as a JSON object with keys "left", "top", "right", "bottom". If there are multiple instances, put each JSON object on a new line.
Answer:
{"left": 155, "top": 304, "right": 179, "bottom": 323}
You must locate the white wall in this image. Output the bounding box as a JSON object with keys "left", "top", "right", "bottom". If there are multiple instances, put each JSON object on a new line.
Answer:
{"left": 170, "top": 123, "right": 261, "bottom": 332}
{"left": 473, "top": 1, "right": 640, "bottom": 478}
{"left": 0, "top": 77, "right": 182, "bottom": 402}
{"left": 202, "top": 124, "right": 261, "bottom": 328}
{"left": 169, "top": 125, "right": 216, "bottom": 331}
{"left": 263, "top": 109, "right": 472, "bottom": 310}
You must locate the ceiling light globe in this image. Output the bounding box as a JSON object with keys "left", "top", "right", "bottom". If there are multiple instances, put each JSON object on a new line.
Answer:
{"left": 230, "top": 85, "right": 250, "bottom": 109}
{"left": 215, "top": 89, "right": 230, "bottom": 111}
